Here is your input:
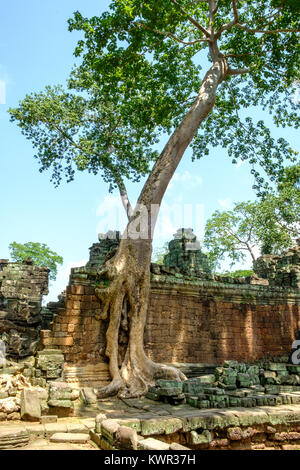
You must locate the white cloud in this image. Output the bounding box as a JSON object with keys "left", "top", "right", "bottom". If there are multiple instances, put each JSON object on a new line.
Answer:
{"left": 154, "top": 201, "right": 205, "bottom": 244}
{"left": 169, "top": 171, "right": 203, "bottom": 190}
{"left": 218, "top": 198, "right": 233, "bottom": 210}
{"left": 44, "top": 258, "right": 88, "bottom": 303}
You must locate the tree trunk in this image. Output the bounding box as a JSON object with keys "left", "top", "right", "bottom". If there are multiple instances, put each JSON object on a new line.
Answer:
{"left": 95, "top": 58, "right": 227, "bottom": 398}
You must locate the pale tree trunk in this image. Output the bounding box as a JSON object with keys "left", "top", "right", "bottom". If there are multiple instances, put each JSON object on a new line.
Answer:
{"left": 95, "top": 57, "right": 228, "bottom": 398}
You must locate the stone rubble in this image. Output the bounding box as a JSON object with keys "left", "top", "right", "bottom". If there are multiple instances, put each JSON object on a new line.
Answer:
{"left": 147, "top": 359, "right": 300, "bottom": 411}
{"left": 253, "top": 238, "right": 300, "bottom": 288}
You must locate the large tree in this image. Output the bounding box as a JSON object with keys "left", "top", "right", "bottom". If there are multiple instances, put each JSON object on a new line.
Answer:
{"left": 9, "top": 0, "right": 299, "bottom": 397}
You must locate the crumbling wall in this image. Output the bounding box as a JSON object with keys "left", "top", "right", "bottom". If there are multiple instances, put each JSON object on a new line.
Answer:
{"left": 41, "top": 265, "right": 300, "bottom": 368}
{"left": 253, "top": 239, "right": 300, "bottom": 288}
{"left": 0, "top": 259, "right": 49, "bottom": 358}
{"left": 40, "top": 233, "right": 300, "bottom": 381}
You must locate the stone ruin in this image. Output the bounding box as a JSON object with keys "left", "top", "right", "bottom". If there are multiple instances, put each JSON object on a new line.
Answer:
{"left": 0, "top": 230, "right": 300, "bottom": 441}
{"left": 86, "top": 231, "right": 121, "bottom": 269}
{"left": 0, "top": 259, "right": 49, "bottom": 358}
{"left": 162, "top": 228, "right": 211, "bottom": 274}
{"left": 253, "top": 238, "right": 300, "bottom": 288}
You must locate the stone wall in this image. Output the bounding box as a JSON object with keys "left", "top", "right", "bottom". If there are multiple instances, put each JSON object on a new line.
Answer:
{"left": 39, "top": 233, "right": 300, "bottom": 382}
{"left": 253, "top": 238, "right": 300, "bottom": 288}
{"left": 0, "top": 260, "right": 49, "bottom": 358}
{"left": 40, "top": 268, "right": 300, "bottom": 370}
{"left": 145, "top": 275, "right": 300, "bottom": 364}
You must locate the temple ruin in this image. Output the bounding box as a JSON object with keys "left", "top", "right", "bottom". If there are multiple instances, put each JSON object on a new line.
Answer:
{"left": 1, "top": 231, "right": 300, "bottom": 450}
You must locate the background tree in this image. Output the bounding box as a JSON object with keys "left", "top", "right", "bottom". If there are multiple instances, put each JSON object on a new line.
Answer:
{"left": 9, "top": 242, "right": 63, "bottom": 281}
{"left": 9, "top": 1, "right": 299, "bottom": 398}
{"left": 204, "top": 167, "right": 299, "bottom": 268}
{"left": 260, "top": 164, "right": 300, "bottom": 253}
{"left": 152, "top": 242, "right": 169, "bottom": 265}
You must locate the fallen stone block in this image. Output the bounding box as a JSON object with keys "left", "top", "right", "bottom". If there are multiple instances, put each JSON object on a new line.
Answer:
{"left": 80, "top": 387, "right": 98, "bottom": 404}
{"left": 50, "top": 432, "right": 89, "bottom": 444}
{"left": 138, "top": 437, "right": 170, "bottom": 450}
{"left": 40, "top": 415, "right": 57, "bottom": 424}
{"left": 115, "top": 426, "right": 138, "bottom": 450}
{"left": 20, "top": 389, "right": 41, "bottom": 422}
{"left": 0, "top": 397, "right": 20, "bottom": 415}
{"left": 0, "top": 426, "right": 29, "bottom": 449}
{"left": 101, "top": 419, "right": 120, "bottom": 445}
{"left": 95, "top": 413, "right": 108, "bottom": 433}
{"left": 170, "top": 442, "right": 191, "bottom": 450}
{"left": 190, "top": 430, "right": 212, "bottom": 445}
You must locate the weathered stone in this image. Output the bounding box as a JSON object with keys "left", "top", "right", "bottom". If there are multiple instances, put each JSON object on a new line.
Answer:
{"left": 0, "top": 261, "right": 49, "bottom": 358}
{"left": 95, "top": 413, "right": 108, "bottom": 433}
{"left": 227, "top": 426, "right": 255, "bottom": 440}
{"left": 0, "top": 426, "right": 29, "bottom": 449}
{"left": 101, "top": 419, "right": 120, "bottom": 445}
{"left": 40, "top": 415, "right": 57, "bottom": 424}
{"left": 0, "top": 397, "right": 20, "bottom": 414}
{"left": 20, "top": 389, "right": 41, "bottom": 421}
{"left": 50, "top": 432, "right": 89, "bottom": 444}
{"left": 138, "top": 437, "right": 170, "bottom": 450}
{"left": 36, "top": 350, "right": 64, "bottom": 380}
{"left": 190, "top": 430, "right": 212, "bottom": 445}
{"left": 170, "top": 442, "right": 191, "bottom": 450}
{"left": 80, "top": 387, "right": 98, "bottom": 404}
{"left": 141, "top": 417, "right": 182, "bottom": 436}
{"left": 115, "top": 426, "right": 138, "bottom": 450}
{"left": 237, "top": 373, "right": 252, "bottom": 388}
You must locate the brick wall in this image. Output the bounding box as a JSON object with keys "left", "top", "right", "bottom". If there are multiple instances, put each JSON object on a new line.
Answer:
{"left": 41, "top": 275, "right": 300, "bottom": 368}
{"left": 145, "top": 292, "right": 299, "bottom": 364}
{"left": 41, "top": 285, "right": 107, "bottom": 364}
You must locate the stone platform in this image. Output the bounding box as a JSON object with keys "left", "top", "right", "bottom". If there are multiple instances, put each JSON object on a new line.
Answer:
{"left": 2, "top": 398, "right": 300, "bottom": 450}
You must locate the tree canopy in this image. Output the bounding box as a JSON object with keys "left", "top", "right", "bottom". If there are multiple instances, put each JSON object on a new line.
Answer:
{"left": 9, "top": 0, "right": 300, "bottom": 201}
{"left": 9, "top": 242, "right": 63, "bottom": 281}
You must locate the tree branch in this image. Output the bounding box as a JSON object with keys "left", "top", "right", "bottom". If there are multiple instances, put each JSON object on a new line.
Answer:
{"left": 50, "top": 122, "right": 134, "bottom": 220}
{"left": 169, "top": 0, "right": 211, "bottom": 38}
{"left": 227, "top": 67, "right": 251, "bottom": 76}
{"left": 216, "top": 1, "right": 299, "bottom": 39}
{"left": 117, "top": 179, "right": 133, "bottom": 220}
{"left": 136, "top": 22, "right": 209, "bottom": 45}
{"left": 232, "top": 0, "right": 239, "bottom": 23}
{"left": 236, "top": 24, "right": 300, "bottom": 35}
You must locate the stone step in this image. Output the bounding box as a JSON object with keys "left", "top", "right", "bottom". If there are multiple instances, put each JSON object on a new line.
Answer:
{"left": 0, "top": 427, "right": 29, "bottom": 449}
{"left": 50, "top": 432, "right": 90, "bottom": 444}
{"left": 166, "top": 363, "right": 218, "bottom": 378}
{"left": 194, "top": 374, "right": 216, "bottom": 384}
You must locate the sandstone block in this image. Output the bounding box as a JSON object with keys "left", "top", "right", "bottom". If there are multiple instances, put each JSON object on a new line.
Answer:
{"left": 20, "top": 390, "right": 41, "bottom": 422}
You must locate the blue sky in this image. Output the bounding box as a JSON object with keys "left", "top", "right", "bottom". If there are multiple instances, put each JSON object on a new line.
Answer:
{"left": 0, "top": 1, "right": 299, "bottom": 302}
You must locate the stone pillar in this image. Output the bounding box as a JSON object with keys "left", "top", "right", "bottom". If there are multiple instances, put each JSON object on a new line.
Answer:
{"left": 163, "top": 228, "right": 211, "bottom": 274}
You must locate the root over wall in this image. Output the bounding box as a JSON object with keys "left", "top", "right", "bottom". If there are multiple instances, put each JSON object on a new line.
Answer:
{"left": 41, "top": 273, "right": 300, "bottom": 374}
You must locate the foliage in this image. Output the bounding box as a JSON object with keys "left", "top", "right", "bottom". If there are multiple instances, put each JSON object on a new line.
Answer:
{"left": 8, "top": 0, "right": 300, "bottom": 196}
{"left": 204, "top": 166, "right": 299, "bottom": 267}
{"left": 9, "top": 242, "right": 63, "bottom": 281}
{"left": 152, "top": 242, "right": 169, "bottom": 265}
{"left": 219, "top": 269, "right": 254, "bottom": 278}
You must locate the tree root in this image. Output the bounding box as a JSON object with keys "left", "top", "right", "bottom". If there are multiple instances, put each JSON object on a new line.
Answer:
{"left": 94, "top": 243, "right": 187, "bottom": 399}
